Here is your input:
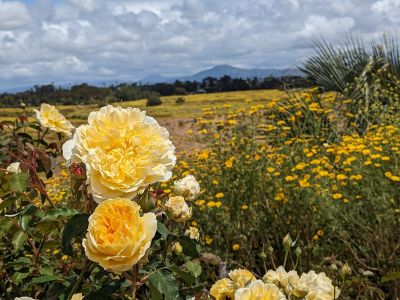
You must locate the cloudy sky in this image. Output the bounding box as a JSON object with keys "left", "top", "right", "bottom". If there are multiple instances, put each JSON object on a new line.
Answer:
{"left": 0, "top": 0, "right": 399, "bottom": 90}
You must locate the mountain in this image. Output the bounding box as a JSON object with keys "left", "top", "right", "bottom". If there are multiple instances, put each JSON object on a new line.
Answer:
{"left": 139, "top": 65, "right": 303, "bottom": 84}
{"left": 139, "top": 74, "right": 172, "bottom": 84}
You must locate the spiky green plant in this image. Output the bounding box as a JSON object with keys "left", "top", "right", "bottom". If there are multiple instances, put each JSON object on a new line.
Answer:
{"left": 301, "top": 35, "right": 400, "bottom": 133}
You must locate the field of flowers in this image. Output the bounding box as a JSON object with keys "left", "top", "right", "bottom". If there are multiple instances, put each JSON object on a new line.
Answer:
{"left": 0, "top": 87, "right": 398, "bottom": 299}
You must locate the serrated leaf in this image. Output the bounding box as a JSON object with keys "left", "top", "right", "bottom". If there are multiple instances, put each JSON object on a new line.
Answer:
{"left": 12, "top": 231, "right": 28, "bottom": 250}
{"left": 381, "top": 272, "right": 400, "bottom": 283}
{"left": 12, "top": 271, "right": 30, "bottom": 283}
{"left": 185, "top": 260, "right": 202, "bottom": 278}
{"left": 40, "top": 264, "right": 54, "bottom": 276}
{"left": 157, "top": 222, "right": 169, "bottom": 239}
{"left": 10, "top": 172, "right": 30, "bottom": 192}
{"left": 148, "top": 270, "right": 180, "bottom": 300}
{"left": 169, "top": 266, "right": 196, "bottom": 285}
{"left": 61, "top": 213, "right": 89, "bottom": 256}
{"left": 30, "top": 274, "right": 59, "bottom": 284}
{"left": 39, "top": 208, "right": 78, "bottom": 220}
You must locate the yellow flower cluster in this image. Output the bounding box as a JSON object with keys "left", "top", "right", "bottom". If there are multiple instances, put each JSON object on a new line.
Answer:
{"left": 210, "top": 266, "right": 339, "bottom": 300}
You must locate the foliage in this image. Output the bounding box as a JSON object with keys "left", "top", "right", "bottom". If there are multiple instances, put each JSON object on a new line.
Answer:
{"left": 146, "top": 93, "right": 163, "bottom": 107}
{"left": 172, "top": 90, "right": 400, "bottom": 299}
{"left": 301, "top": 35, "right": 400, "bottom": 132}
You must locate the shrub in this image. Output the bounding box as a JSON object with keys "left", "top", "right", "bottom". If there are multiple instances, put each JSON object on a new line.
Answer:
{"left": 176, "top": 97, "right": 186, "bottom": 105}
{"left": 146, "top": 93, "right": 162, "bottom": 106}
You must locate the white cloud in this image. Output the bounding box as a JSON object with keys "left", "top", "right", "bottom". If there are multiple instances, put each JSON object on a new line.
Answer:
{"left": 0, "top": 1, "right": 31, "bottom": 30}
{"left": 0, "top": 0, "right": 398, "bottom": 89}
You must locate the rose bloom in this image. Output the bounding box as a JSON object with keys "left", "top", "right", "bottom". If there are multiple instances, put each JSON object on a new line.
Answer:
{"left": 165, "top": 196, "right": 192, "bottom": 222}
{"left": 235, "top": 280, "right": 287, "bottom": 300}
{"left": 210, "top": 278, "right": 236, "bottom": 300}
{"left": 71, "top": 294, "right": 83, "bottom": 300}
{"left": 263, "top": 266, "right": 290, "bottom": 293}
{"left": 173, "top": 174, "right": 200, "bottom": 201}
{"left": 228, "top": 269, "right": 256, "bottom": 288}
{"left": 301, "top": 271, "right": 340, "bottom": 300}
{"left": 63, "top": 105, "right": 176, "bottom": 202}
{"left": 82, "top": 197, "right": 157, "bottom": 274}
{"left": 34, "top": 103, "right": 74, "bottom": 136}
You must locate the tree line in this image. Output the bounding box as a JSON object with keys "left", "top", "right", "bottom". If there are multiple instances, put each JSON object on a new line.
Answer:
{"left": 0, "top": 75, "right": 312, "bottom": 108}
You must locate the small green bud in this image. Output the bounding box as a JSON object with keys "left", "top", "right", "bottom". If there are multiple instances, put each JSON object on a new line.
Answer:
{"left": 295, "top": 247, "right": 301, "bottom": 257}
{"left": 283, "top": 233, "right": 292, "bottom": 250}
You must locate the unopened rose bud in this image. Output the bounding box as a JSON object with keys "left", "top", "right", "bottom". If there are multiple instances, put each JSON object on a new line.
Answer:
{"left": 267, "top": 246, "right": 274, "bottom": 254}
{"left": 69, "top": 163, "right": 86, "bottom": 180}
{"left": 341, "top": 263, "right": 352, "bottom": 277}
{"left": 172, "top": 242, "right": 182, "bottom": 255}
{"left": 283, "top": 233, "right": 292, "bottom": 250}
{"left": 295, "top": 247, "right": 301, "bottom": 257}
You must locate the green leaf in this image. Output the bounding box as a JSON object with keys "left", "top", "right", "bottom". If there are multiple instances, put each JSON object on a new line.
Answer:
{"left": 0, "top": 198, "right": 13, "bottom": 212}
{"left": 61, "top": 213, "right": 89, "bottom": 256}
{"left": 40, "top": 264, "right": 54, "bottom": 276}
{"left": 157, "top": 222, "right": 169, "bottom": 239}
{"left": 12, "top": 231, "right": 28, "bottom": 250}
{"left": 185, "top": 260, "right": 202, "bottom": 278}
{"left": 168, "top": 266, "right": 195, "bottom": 285}
{"left": 148, "top": 270, "right": 180, "bottom": 300}
{"left": 30, "top": 274, "right": 59, "bottom": 285}
{"left": 20, "top": 215, "right": 32, "bottom": 231}
{"left": 0, "top": 218, "right": 13, "bottom": 239}
{"left": 6, "top": 257, "right": 32, "bottom": 271}
{"left": 39, "top": 208, "right": 78, "bottom": 220}
{"left": 37, "top": 220, "right": 58, "bottom": 235}
{"left": 180, "top": 236, "right": 200, "bottom": 258}
{"left": 10, "top": 172, "right": 30, "bottom": 192}
{"left": 381, "top": 272, "right": 400, "bottom": 283}
{"left": 12, "top": 271, "right": 30, "bottom": 283}
{"left": 84, "top": 279, "right": 124, "bottom": 300}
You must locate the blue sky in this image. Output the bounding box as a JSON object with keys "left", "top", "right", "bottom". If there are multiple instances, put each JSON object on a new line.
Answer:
{"left": 0, "top": 0, "right": 399, "bottom": 91}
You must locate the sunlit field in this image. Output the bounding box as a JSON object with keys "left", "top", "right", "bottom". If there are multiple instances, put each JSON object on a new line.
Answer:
{"left": 0, "top": 89, "right": 286, "bottom": 123}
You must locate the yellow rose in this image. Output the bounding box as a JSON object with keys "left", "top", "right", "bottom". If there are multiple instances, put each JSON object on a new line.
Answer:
{"left": 165, "top": 196, "right": 192, "bottom": 222}
{"left": 210, "top": 278, "right": 235, "bottom": 300}
{"left": 71, "top": 294, "right": 83, "bottom": 300}
{"left": 62, "top": 105, "right": 176, "bottom": 202}
{"left": 34, "top": 103, "right": 74, "bottom": 136}
{"left": 228, "top": 269, "right": 255, "bottom": 288}
{"left": 82, "top": 197, "right": 157, "bottom": 274}
{"left": 301, "top": 271, "right": 340, "bottom": 300}
{"left": 263, "top": 266, "right": 289, "bottom": 291}
{"left": 235, "top": 280, "right": 287, "bottom": 300}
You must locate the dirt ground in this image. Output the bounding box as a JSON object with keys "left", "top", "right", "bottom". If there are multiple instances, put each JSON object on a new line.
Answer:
{"left": 157, "top": 117, "right": 199, "bottom": 153}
